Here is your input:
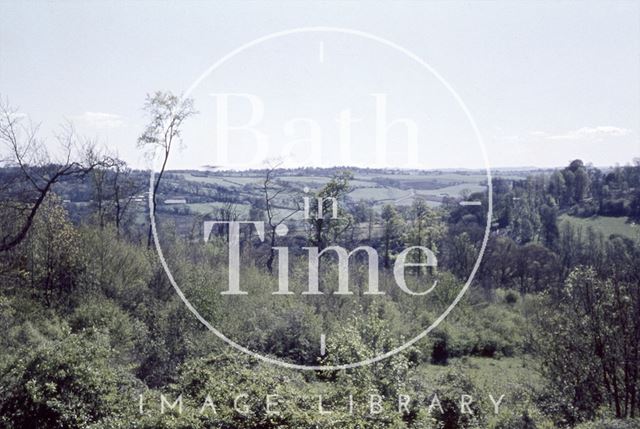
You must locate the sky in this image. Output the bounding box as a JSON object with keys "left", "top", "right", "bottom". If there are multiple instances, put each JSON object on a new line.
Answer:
{"left": 0, "top": 0, "right": 639, "bottom": 170}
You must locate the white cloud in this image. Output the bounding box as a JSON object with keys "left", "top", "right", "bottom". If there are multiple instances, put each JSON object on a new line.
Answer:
{"left": 543, "top": 126, "right": 632, "bottom": 141}
{"left": 8, "top": 112, "right": 27, "bottom": 120}
{"left": 72, "top": 112, "right": 125, "bottom": 129}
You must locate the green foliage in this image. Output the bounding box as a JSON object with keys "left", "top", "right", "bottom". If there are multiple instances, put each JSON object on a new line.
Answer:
{"left": 27, "top": 197, "right": 84, "bottom": 305}
{"left": 434, "top": 371, "right": 485, "bottom": 428}
{"left": 574, "top": 419, "right": 640, "bottom": 429}
{"left": 1, "top": 159, "right": 639, "bottom": 428}
{"left": 559, "top": 214, "right": 639, "bottom": 243}
{"left": 535, "top": 266, "right": 640, "bottom": 423}
{"left": 77, "top": 226, "right": 154, "bottom": 306}
{"left": 69, "top": 298, "right": 149, "bottom": 366}
{"left": 421, "top": 294, "right": 526, "bottom": 363}
{"left": 320, "top": 301, "right": 411, "bottom": 396}
{"left": 307, "top": 170, "right": 354, "bottom": 249}
{"left": 380, "top": 203, "right": 404, "bottom": 268}
{"left": 492, "top": 411, "right": 538, "bottom": 429}
{"left": 404, "top": 200, "right": 445, "bottom": 265}
{"left": 0, "top": 331, "right": 137, "bottom": 429}
{"left": 133, "top": 352, "right": 412, "bottom": 429}
{"left": 0, "top": 294, "right": 73, "bottom": 372}
{"left": 504, "top": 290, "right": 519, "bottom": 305}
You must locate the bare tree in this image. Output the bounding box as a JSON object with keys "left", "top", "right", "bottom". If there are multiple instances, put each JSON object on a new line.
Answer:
{"left": 85, "top": 150, "right": 144, "bottom": 237}
{"left": 138, "top": 91, "right": 196, "bottom": 247}
{"left": 0, "top": 98, "right": 107, "bottom": 253}
{"left": 111, "top": 158, "right": 144, "bottom": 238}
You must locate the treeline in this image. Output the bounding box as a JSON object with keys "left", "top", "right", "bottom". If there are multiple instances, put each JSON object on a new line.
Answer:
{"left": 449, "top": 160, "right": 640, "bottom": 425}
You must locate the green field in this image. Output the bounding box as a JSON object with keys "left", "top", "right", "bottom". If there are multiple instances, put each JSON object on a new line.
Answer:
{"left": 170, "top": 169, "right": 492, "bottom": 212}
{"left": 180, "top": 201, "right": 252, "bottom": 215}
{"left": 409, "top": 356, "right": 550, "bottom": 427}
{"left": 559, "top": 214, "right": 639, "bottom": 242}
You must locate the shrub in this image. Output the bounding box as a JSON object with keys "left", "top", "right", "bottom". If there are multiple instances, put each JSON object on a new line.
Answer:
{"left": 70, "top": 298, "right": 149, "bottom": 365}
{"left": 0, "top": 331, "right": 137, "bottom": 429}
{"left": 493, "top": 411, "right": 538, "bottom": 429}
{"left": 429, "top": 366, "right": 486, "bottom": 429}
{"left": 574, "top": 419, "right": 640, "bottom": 429}
{"left": 504, "top": 291, "right": 519, "bottom": 305}
{"left": 431, "top": 330, "right": 449, "bottom": 365}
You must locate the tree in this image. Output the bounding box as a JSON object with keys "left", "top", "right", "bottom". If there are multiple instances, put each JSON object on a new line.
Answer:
{"left": 507, "top": 190, "right": 540, "bottom": 244}
{"left": 111, "top": 158, "right": 144, "bottom": 238}
{"left": 446, "top": 231, "right": 476, "bottom": 279}
{"left": 548, "top": 170, "right": 567, "bottom": 206}
{"left": 86, "top": 155, "right": 143, "bottom": 237}
{"left": 380, "top": 203, "right": 403, "bottom": 269}
{"left": 629, "top": 190, "right": 640, "bottom": 221}
{"left": 479, "top": 236, "right": 518, "bottom": 289}
{"left": 138, "top": 91, "right": 196, "bottom": 247}
{"left": 559, "top": 159, "right": 590, "bottom": 206}
{"left": 574, "top": 166, "right": 590, "bottom": 204}
{"left": 27, "top": 197, "right": 83, "bottom": 305}
{"left": 0, "top": 331, "right": 135, "bottom": 429}
{"left": 306, "top": 171, "right": 353, "bottom": 250}
{"left": 514, "top": 242, "right": 560, "bottom": 293}
{"left": 0, "top": 98, "right": 107, "bottom": 253}
{"left": 539, "top": 203, "right": 560, "bottom": 247}
{"left": 262, "top": 161, "right": 300, "bottom": 273}
{"left": 536, "top": 267, "right": 640, "bottom": 422}
{"left": 404, "top": 199, "right": 444, "bottom": 275}
{"left": 557, "top": 221, "right": 584, "bottom": 278}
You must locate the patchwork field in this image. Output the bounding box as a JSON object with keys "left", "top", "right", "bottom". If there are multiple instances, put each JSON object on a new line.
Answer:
{"left": 165, "top": 168, "right": 519, "bottom": 216}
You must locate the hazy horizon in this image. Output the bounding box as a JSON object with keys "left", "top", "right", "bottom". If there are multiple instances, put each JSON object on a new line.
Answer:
{"left": 164, "top": 160, "right": 637, "bottom": 174}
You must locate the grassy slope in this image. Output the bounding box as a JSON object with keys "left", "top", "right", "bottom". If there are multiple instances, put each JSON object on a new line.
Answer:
{"left": 410, "top": 356, "right": 550, "bottom": 427}
{"left": 559, "top": 214, "right": 639, "bottom": 242}
{"left": 412, "top": 356, "right": 542, "bottom": 396}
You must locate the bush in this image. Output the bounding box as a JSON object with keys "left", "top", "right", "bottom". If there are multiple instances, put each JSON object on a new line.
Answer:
{"left": 574, "top": 419, "right": 640, "bottom": 429}
{"left": 431, "top": 330, "right": 449, "bottom": 365}
{"left": 0, "top": 295, "right": 72, "bottom": 371}
{"left": 493, "top": 411, "right": 538, "bottom": 429}
{"left": 599, "top": 199, "right": 627, "bottom": 217}
{"left": 0, "top": 331, "right": 137, "bottom": 429}
{"left": 136, "top": 352, "right": 410, "bottom": 429}
{"left": 504, "top": 291, "right": 519, "bottom": 305}
{"left": 70, "top": 298, "right": 149, "bottom": 365}
{"left": 429, "top": 366, "right": 486, "bottom": 429}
